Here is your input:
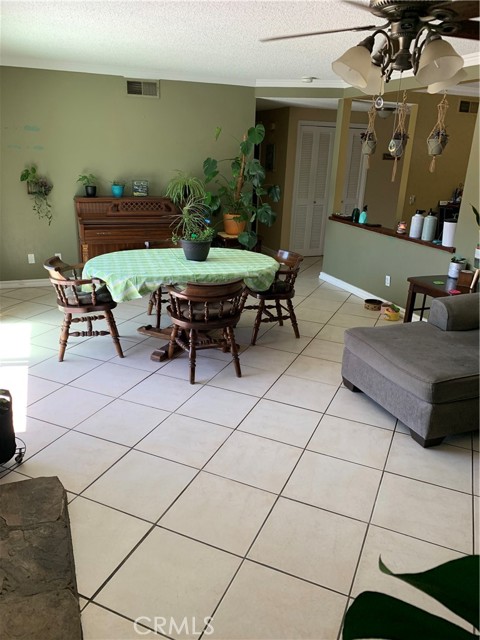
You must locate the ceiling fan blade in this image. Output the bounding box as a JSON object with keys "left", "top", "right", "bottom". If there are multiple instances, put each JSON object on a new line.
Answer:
{"left": 436, "top": 18, "right": 480, "bottom": 39}
{"left": 260, "top": 24, "right": 379, "bottom": 42}
{"left": 431, "top": 1, "right": 480, "bottom": 21}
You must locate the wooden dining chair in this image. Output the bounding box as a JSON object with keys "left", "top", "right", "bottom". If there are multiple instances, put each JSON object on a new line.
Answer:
{"left": 166, "top": 280, "right": 244, "bottom": 384}
{"left": 240, "top": 249, "right": 304, "bottom": 345}
{"left": 43, "top": 256, "right": 124, "bottom": 361}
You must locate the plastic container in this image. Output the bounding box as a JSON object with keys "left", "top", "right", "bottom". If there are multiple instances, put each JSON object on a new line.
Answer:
{"left": 421, "top": 213, "right": 437, "bottom": 242}
{"left": 409, "top": 211, "right": 425, "bottom": 239}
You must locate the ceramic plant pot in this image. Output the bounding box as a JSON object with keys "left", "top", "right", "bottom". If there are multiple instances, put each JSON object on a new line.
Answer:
{"left": 111, "top": 184, "right": 124, "bottom": 198}
{"left": 427, "top": 135, "right": 448, "bottom": 156}
{"left": 388, "top": 138, "right": 406, "bottom": 158}
{"left": 362, "top": 139, "right": 377, "bottom": 155}
{"left": 85, "top": 185, "right": 97, "bottom": 197}
{"left": 223, "top": 213, "right": 246, "bottom": 236}
{"left": 448, "top": 260, "right": 466, "bottom": 279}
{"left": 180, "top": 239, "right": 211, "bottom": 261}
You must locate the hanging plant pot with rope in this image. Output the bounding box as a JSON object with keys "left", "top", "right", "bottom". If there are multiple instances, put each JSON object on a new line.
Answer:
{"left": 388, "top": 91, "right": 409, "bottom": 181}
{"left": 361, "top": 102, "right": 378, "bottom": 168}
{"left": 427, "top": 95, "right": 449, "bottom": 172}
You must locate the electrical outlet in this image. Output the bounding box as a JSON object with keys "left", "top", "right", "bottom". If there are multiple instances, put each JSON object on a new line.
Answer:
{"left": 385, "top": 275, "right": 391, "bottom": 286}
{"left": 55, "top": 252, "right": 62, "bottom": 259}
{"left": 27, "top": 253, "right": 35, "bottom": 264}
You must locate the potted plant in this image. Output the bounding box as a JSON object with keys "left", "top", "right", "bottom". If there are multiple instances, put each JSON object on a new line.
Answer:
{"left": 448, "top": 254, "right": 467, "bottom": 279}
{"left": 164, "top": 171, "right": 207, "bottom": 205}
{"left": 361, "top": 130, "right": 377, "bottom": 156}
{"left": 77, "top": 173, "right": 97, "bottom": 197}
{"left": 111, "top": 180, "right": 125, "bottom": 198}
{"left": 171, "top": 195, "right": 216, "bottom": 261}
{"left": 20, "top": 164, "right": 53, "bottom": 225}
{"left": 203, "top": 124, "right": 281, "bottom": 250}
{"left": 388, "top": 131, "right": 409, "bottom": 158}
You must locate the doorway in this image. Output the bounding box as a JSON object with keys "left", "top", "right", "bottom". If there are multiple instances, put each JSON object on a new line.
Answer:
{"left": 290, "top": 122, "right": 366, "bottom": 255}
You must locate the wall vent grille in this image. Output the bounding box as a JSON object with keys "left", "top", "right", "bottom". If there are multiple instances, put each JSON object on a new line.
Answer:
{"left": 126, "top": 80, "right": 159, "bottom": 98}
{"left": 458, "top": 100, "right": 478, "bottom": 114}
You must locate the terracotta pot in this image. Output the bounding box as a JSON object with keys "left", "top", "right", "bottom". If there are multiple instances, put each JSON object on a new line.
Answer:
{"left": 223, "top": 213, "right": 246, "bottom": 236}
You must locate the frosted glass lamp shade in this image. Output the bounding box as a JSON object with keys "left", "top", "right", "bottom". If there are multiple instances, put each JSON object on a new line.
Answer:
{"left": 356, "top": 63, "right": 383, "bottom": 95}
{"left": 332, "top": 45, "right": 373, "bottom": 88}
{"left": 415, "top": 38, "right": 463, "bottom": 85}
{"left": 427, "top": 67, "right": 467, "bottom": 93}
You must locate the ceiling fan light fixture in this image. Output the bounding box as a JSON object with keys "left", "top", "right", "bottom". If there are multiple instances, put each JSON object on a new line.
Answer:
{"left": 332, "top": 36, "right": 375, "bottom": 88}
{"left": 427, "top": 67, "right": 468, "bottom": 94}
{"left": 356, "top": 62, "right": 383, "bottom": 95}
{"left": 415, "top": 36, "right": 464, "bottom": 85}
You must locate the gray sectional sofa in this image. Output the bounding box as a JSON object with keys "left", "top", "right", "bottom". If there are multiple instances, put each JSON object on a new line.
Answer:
{"left": 342, "top": 293, "right": 479, "bottom": 447}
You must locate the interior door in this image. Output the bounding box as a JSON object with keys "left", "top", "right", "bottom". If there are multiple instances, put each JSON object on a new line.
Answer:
{"left": 290, "top": 124, "right": 335, "bottom": 256}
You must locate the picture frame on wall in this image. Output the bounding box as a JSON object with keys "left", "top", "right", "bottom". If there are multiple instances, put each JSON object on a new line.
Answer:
{"left": 132, "top": 180, "right": 149, "bottom": 196}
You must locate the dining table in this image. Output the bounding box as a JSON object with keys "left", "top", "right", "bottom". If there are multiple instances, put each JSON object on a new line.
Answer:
{"left": 83, "top": 247, "right": 280, "bottom": 361}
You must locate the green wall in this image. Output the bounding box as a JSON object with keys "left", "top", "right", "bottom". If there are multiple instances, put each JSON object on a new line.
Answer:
{"left": 322, "top": 114, "right": 480, "bottom": 307}
{"left": 0, "top": 67, "right": 256, "bottom": 280}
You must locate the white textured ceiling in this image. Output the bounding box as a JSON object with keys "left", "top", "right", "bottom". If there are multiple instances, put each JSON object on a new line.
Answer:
{"left": 1, "top": 0, "right": 479, "bottom": 91}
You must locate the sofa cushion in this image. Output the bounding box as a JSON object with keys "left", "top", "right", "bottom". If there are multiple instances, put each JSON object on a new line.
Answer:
{"left": 428, "top": 293, "right": 479, "bottom": 331}
{"left": 344, "top": 322, "right": 479, "bottom": 404}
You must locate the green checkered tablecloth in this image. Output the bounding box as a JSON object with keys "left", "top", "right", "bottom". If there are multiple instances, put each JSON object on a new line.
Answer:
{"left": 82, "top": 248, "right": 280, "bottom": 302}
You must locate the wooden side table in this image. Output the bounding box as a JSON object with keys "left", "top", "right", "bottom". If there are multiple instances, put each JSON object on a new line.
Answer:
{"left": 404, "top": 274, "right": 475, "bottom": 322}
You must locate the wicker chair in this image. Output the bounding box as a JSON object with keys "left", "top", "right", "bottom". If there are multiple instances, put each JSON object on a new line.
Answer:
{"left": 44, "top": 256, "right": 124, "bottom": 361}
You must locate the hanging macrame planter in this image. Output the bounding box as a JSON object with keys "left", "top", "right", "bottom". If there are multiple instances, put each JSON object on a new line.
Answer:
{"left": 427, "top": 94, "right": 449, "bottom": 173}
{"left": 388, "top": 91, "right": 409, "bottom": 182}
{"left": 360, "top": 102, "right": 377, "bottom": 169}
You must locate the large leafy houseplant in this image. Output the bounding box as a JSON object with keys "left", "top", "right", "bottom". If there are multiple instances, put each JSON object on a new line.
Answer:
{"left": 343, "top": 555, "right": 479, "bottom": 640}
{"left": 203, "top": 124, "right": 281, "bottom": 250}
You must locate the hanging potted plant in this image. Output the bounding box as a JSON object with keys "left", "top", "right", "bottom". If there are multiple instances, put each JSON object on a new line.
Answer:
{"left": 427, "top": 95, "right": 449, "bottom": 173}
{"left": 171, "top": 195, "right": 216, "bottom": 261}
{"left": 361, "top": 102, "right": 377, "bottom": 168}
{"left": 388, "top": 92, "right": 409, "bottom": 182}
{"left": 20, "top": 164, "right": 53, "bottom": 225}
{"left": 203, "top": 124, "right": 281, "bottom": 250}
{"left": 77, "top": 173, "right": 98, "bottom": 197}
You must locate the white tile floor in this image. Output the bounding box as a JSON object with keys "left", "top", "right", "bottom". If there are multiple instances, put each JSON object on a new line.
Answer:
{"left": 0, "top": 256, "right": 478, "bottom": 640}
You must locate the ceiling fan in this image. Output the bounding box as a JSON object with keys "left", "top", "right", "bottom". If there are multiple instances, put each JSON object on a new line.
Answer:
{"left": 261, "top": 1, "right": 479, "bottom": 92}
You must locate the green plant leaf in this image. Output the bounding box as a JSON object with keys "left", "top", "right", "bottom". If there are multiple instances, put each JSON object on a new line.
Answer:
{"left": 247, "top": 123, "right": 265, "bottom": 145}
{"left": 343, "top": 591, "right": 478, "bottom": 640}
{"left": 256, "top": 203, "right": 277, "bottom": 227}
{"left": 379, "top": 555, "right": 479, "bottom": 628}
{"left": 214, "top": 126, "right": 222, "bottom": 141}
{"left": 203, "top": 158, "right": 218, "bottom": 182}
{"left": 267, "top": 184, "right": 281, "bottom": 202}
{"left": 240, "top": 139, "right": 253, "bottom": 158}
{"left": 238, "top": 230, "right": 257, "bottom": 250}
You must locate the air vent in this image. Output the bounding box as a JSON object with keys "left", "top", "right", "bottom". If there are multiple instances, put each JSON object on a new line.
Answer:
{"left": 458, "top": 100, "right": 478, "bottom": 114}
{"left": 126, "top": 80, "right": 159, "bottom": 98}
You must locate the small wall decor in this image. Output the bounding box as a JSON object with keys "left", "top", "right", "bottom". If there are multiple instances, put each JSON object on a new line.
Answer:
{"left": 20, "top": 164, "right": 53, "bottom": 225}
{"left": 133, "top": 180, "right": 149, "bottom": 196}
{"left": 388, "top": 91, "right": 409, "bottom": 182}
{"left": 427, "top": 94, "right": 449, "bottom": 173}
{"left": 360, "top": 102, "right": 377, "bottom": 169}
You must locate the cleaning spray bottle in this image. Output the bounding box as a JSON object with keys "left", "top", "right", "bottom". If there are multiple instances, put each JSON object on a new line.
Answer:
{"left": 358, "top": 205, "right": 368, "bottom": 224}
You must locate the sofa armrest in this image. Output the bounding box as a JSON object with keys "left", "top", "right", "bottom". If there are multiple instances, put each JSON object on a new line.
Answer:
{"left": 428, "top": 293, "right": 479, "bottom": 331}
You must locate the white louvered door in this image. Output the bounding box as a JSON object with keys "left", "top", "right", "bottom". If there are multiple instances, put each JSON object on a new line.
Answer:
{"left": 290, "top": 125, "right": 335, "bottom": 256}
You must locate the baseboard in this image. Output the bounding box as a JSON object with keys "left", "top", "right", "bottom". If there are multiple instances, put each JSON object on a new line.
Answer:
{"left": 319, "top": 271, "right": 410, "bottom": 318}
{"left": 0, "top": 279, "right": 50, "bottom": 289}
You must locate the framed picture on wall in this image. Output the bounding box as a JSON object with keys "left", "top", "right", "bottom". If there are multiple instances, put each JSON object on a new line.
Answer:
{"left": 132, "top": 180, "right": 149, "bottom": 196}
